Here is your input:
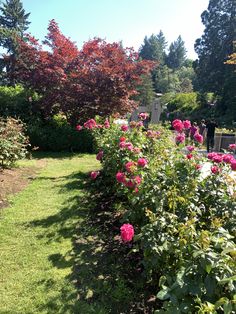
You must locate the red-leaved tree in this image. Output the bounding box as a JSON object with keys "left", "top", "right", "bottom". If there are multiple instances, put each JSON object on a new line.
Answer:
{"left": 13, "top": 20, "right": 154, "bottom": 123}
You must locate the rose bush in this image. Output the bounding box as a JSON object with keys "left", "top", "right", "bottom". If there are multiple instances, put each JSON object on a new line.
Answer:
{"left": 81, "top": 116, "right": 236, "bottom": 313}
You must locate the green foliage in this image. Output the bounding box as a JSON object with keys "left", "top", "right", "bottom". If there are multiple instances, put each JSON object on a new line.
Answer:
{"left": 27, "top": 115, "right": 94, "bottom": 153}
{"left": 134, "top": 74, "right": 155, "bottom": 107}
{"left": 0, "top": 116, "right": 29, "bottom": 167}
{"left": 0, "top": 84, "right": 36, "bottom": 120}
{"left": 166, "top": 35, "right": 187, "bottom": 70}
{"left": 194, "top": 0, "right": 235, "bottom": 116}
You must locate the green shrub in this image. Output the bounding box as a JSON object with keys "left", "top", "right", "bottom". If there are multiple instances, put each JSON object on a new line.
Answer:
{"left": 0, "top": 117, "right": 29, "bottom": 167}
{"left": 27, "top": 115, "right": 94, "bottom": 153}
{"left": 88, "top": 117, "right": 236, "bottom": 312}
{"left": 0, "top": 85, "right": 38, "bottom": 122}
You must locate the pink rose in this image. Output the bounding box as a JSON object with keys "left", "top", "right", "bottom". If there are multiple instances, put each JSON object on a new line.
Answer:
{"left": 172, "top": 119, "right": 184, "bottom": 132}
{"left": 104, "top": 119, "right": 110, "bottom": 129}
{"left": 186, "top": 145, "right": 195, "bottom": 152}
{"left": 119, "top": 142, "right": 126, "bottom": 149}
{"left": 90, "top": 171, "right": 100, "bottom": 180}
{"left": 186, "top": 154, "right": 193, "bottom": 159}
{"left": 76, "top": 125, "right": 83, "bottom": 131}
{"left": 137, "top": 158, "right": 148, "bottom": 167}
{"left": 121, "top": 124, "right": 129, "bottom": 132}
{"left": 120, "top": 223, "right": 134, "bottom": 242}
{"left": 231, "top": 159, "right": 236, "bottom": 171}
{"left": 222, "top": 154, "right": 234, "bottom": 164}
{"left": 194, "top": 133, "right": 203, "bottom": 144}
{"left": 138, "top": 112, "right": 148, "bottom": 120}
{"left": 175, "top": 133, "right": 185, "bottom": 144}
{"left": 97, "top": 124, "right": 103, "bottom": 129}
{"left": 229, "top": 144, "right": 236, "bottom": 151}
{"left": 207, "top": 152, "right": 218, "bottom": 160}
{"left": 195, "top": 164, "right": 202, "bottom": 170}
{"left": 212, "top": 154, "right": 223, "bottom": 163}
{"left": 96, "top": 150, "right": 103, "bottom": 161}
{"left": 125, "top": 142, "right": 133, "bottom": 151}
{"left": 125, "top": 161, "right": 136, "bottom": 173}
{"left": 116, "top": 172, "right": 126, "bottom": 183}
{"left": 125, "top": 180, "right": 135, "bottom": 189}
{"left": 134, "top": 175, "right": 142, "bottom": 185}
{"left": 183, "top": 120, "right": 191, "bottom": 129}
{"left": 84, "top": 119, "right": 97, "bottom": 129}
{"left": 211, "top": 166, "right": 220, "bottom": 174}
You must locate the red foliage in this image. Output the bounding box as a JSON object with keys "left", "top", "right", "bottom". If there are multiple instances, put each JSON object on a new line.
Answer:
{"left": 14, "top": 20, "right": 154, "bottom": 123}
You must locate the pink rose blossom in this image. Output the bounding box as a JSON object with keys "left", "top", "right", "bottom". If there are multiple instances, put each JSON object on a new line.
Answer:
{"left": 125, "top": 180, "right": 136, "bottom": 188}
{"left": 212, "top": 154, "right": 223, "bottom": 163}
{"left": 97, "top": 124, "right": 103, "bottom": 129}
{"left": 96, "top": 150, "right": 103, "bottom": 161}
{"left": 186, "top": 154, "right": 193, "bottom": 160}
{"left": 90, "top": 171, "right": 100, "bottom": 180}
{"left": 121, "top": 124, "right": 129, "bottom": 132}
{"left": 84, "top": 119, "right": 97, "bottom": 129}
{"left": 195, "top": 164, "right": 202, "bottom": 170}
{"left": 137, "top": 158, "right": 148, "bottom": 167}
{"left": 194, "top": 133, "right": 203, "bottom": 144}
{"left": 137, "top": 121, "right": 144, "bottom": 128}
{"left": 125, "top": 142, "right": 133, "bottom": 151}
{"left": 229, "top": 144, "right": 236, "bottom": 151}
{"left": 231, "top": 159, "right": 236, "bottom": 171}
{"left": 175, "top": 133, "right": 185, "bottom": 144}
{"left": 211, "top": 166, "right": 220, "bottom": 174}
{"left": 120, "top": 223, "right": 134, "bottom": 242}
{"left": 222, "top": 154, "right": 234, "bottom": 164}
{"left": 119, "top": 142, "right": 126, "bottom": 149}
{"left": 172, "top": 119, "right": 184, "bottom": 132}
{"left": 146, "top": 130, "right": 156, "bottom": 138}
{"left": 138, "top": 112, "right": 148, "bottom": 120}
{"left": 134, "top": 175, "right": 142, "bottom": 185}
{"left": 104, "top": 119, "right": 110, "bottom": 129}
{"left": 207, "top": 152, "right": 218, "bottom": 160}
{"left": 76, "top": 125, "right": 83, "bottom": 131}
{"left": 183, "top": 120, "right": 191, "bottom": 129}
{"left": 186, "top": 145, "right": 195, "bottom": 152}
{"left": 125, "top": 161, "right": 137, "bottom": 173}
{"left": 116, "top": 172, "right": 126, "bottom": 183}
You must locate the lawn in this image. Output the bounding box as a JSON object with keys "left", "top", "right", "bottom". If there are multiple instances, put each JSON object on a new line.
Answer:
{"left": 0, "top": 153, "right": 144, "bottom": 314}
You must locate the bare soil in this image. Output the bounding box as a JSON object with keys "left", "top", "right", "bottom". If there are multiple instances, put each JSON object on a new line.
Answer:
{"left": 0, "top": 160, "right": 46, "bottom": 209}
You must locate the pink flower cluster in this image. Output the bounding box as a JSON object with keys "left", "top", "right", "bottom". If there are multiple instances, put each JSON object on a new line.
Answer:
{"left": 118, "top": 138, "right": 140, "bottom": 154}
{"left": 173, "top": 119, "right": 203, "bottom": 145}
{"left": 229, "top": 144, "right": 236, "bottom": 151}
{"left": 207, "top": 152, "right": 236, "bottom": 172}
{"left": 146, "top": 130, "right": 161, "bottom": 139}
{"left": 120, "top": 223, "right": 134, "bottom": 242}
{"left": 76, "top": 118, "right": 111, "bottom": 131}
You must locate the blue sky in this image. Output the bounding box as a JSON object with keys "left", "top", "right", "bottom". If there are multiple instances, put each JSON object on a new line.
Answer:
{"left": 22, "top": 0, "right": 209, "bottom": 59}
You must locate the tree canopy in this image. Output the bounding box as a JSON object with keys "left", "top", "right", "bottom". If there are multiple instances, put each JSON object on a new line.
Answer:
{"left": 13, "top": 20, "right": 153, "bottom": 123}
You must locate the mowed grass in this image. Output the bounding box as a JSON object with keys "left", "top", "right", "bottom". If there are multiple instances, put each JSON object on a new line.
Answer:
{"left": 0, "top": 153, "right": 101, "bottom": 314}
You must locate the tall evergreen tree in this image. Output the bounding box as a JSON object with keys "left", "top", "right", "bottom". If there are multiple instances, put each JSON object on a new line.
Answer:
{"left": 139, "top": 30, "right": 167, "bottom": 64}
{"left": 166, "top": 35, "right": 187, "bottom": 69}
{"left": 194, "top": 0, "right": 236, "bottom": 93}
{"left": 0, "top": 0, "right": 30, "bottom": 84}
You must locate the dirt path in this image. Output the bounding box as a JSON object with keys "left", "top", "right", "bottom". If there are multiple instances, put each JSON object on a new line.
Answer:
{"left": 0, "top": 159, "right": 46, "bottom": 209}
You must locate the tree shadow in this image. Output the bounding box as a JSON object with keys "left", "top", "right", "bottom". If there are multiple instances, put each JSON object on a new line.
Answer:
{"left": 24, "top": 169, "right": 153, "bottom": 313}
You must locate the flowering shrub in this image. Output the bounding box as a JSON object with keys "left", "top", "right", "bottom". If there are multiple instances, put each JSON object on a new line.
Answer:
{"left": 82, "top": 116, "right": 236, "bottom": 312}
{"left": 0, "top": 117, "right": 29, "bottom": 168}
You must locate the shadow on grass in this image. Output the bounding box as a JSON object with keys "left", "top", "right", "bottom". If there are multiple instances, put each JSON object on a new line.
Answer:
{"left": 25, "top": 170, "right": 153, "bottom": 313}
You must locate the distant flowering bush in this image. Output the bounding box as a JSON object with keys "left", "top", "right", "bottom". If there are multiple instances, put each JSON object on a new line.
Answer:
{"left": 120, "top": 223, "right": 134, "bottom": 242}
{"left": 84, "top": 119, "right": 97, "bottom": 129}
